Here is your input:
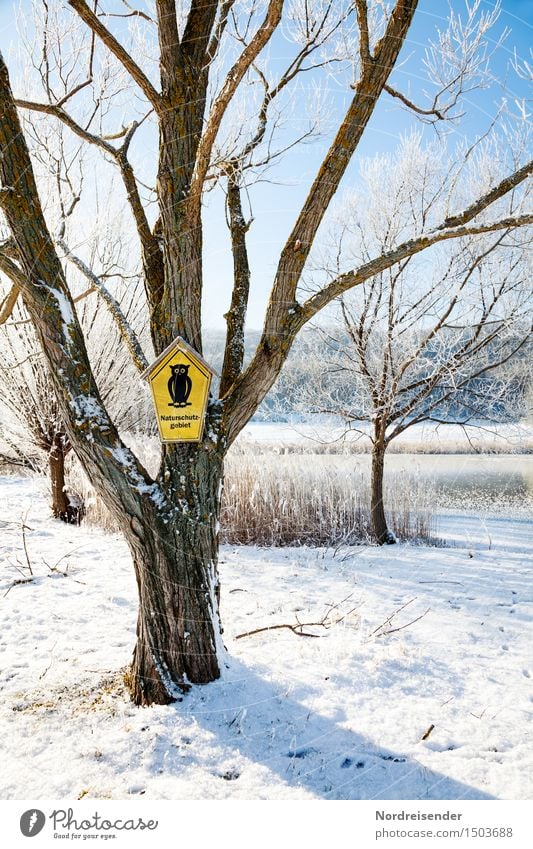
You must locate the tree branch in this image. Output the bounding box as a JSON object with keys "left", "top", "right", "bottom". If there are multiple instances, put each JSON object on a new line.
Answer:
{"left": 181, "top": 0, "right": 220, "bottom": 66}
{"left": 0, "top": 279, "right": 21, "bottom": 325}
{"left": 155, "top": 0, "right": 182, "bottom": 102}
{"left": 355, "top": 0, "right": 371, "bottom": 67}
{"left": 220, "top": 171, "right": 252, "bottom": 396}
{"left": 0, "top": 51, "right": 156, "bottom": 519}
{"left": 259, "top": 0, "right": 418, "bottom": 353}
{"left": 189, "top": 0, "right": 284, "bottom": 203}
{"left": 300, "top": 215, "right": 533, "bottom": 324}
{"left": 236, "top": 594, "right": 358, "bottom": 640}
{"left": 207, "top": 0, "right": 236, "bottom": 64}
{"left": 384, "top": 83, "right": 444, "bottom": 120}
{"left": 56, "top": 237, "right": 149, "bottom": 374}
{"left": 67, "top": 0, "right": 161, "bottom": 112}
{"left": 439, "top": 159, "right": 532, "bottom": 231}
{"left": 14, "top": 97, "right": 116, "bottom": 154}
{"left": 0, "top": 249, "right": 25, "bottom": 324}
{"left": 14, "top": 99, "right": 164, "bottom": 308}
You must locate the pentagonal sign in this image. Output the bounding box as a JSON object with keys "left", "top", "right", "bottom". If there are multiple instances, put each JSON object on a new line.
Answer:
{"left": 141, "top": 337, "right": 214, "bottom": 443}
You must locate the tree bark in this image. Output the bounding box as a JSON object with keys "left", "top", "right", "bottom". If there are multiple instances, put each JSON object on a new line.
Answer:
{"left": 126, "top": 440, "right": 225, "bottom": 705}
{"left": 48, "top": 434, "right": 75, "bottom": 523}
{"left": 220, "top": 171, "right": 251, "bottom": 396}
{"left": 370, "top": 433, "right": 395, "bottom": 545}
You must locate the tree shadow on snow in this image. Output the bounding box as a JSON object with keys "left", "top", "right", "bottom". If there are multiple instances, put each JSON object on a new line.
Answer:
{"left": 159, "top": 658, "right": 494, "bottom": 800}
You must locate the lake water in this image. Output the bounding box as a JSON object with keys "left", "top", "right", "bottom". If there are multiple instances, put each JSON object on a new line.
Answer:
{"left": 243, "top": 452, "right": 533, "bottom": 515}
{"left": 382, "top": 454, "right": 533, "bottom": 513}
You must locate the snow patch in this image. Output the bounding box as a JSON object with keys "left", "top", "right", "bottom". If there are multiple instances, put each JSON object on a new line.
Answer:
{"left": 108, "top": 445, "right": 166, "bottom": 509}
{"left": 70, "top": 394, "right": 108, "bottom": 427}
{"left": 41, "top": 283, "right": 75, "bottom": 333}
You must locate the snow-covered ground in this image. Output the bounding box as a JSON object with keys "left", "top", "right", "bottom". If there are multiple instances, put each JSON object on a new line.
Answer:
{"left": 0, "top": 475, "right": 531, "bottom": 801}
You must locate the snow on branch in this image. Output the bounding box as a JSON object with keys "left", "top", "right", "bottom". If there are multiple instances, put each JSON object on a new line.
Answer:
{"left": 56, "top": 237, "right": 148, "bottom": 374}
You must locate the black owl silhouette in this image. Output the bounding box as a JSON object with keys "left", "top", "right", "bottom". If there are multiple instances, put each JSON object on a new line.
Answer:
{"left": 168, "top": 364, "right": 192, "bottom": 407}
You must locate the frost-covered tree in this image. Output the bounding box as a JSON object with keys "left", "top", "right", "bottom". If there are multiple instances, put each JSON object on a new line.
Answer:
{"left": 301, "top": 138, "right": 533, "bottom": 543}
{"left": 0, "top": 312, "right": 80, "bottom": 520}
{"left": 0, "top": 1, "right": 531, "bottom": 704}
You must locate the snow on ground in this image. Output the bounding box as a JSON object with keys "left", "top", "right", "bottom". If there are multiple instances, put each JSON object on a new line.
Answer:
{"left": 0, "top": 475, "right": 531, "bottom": 801}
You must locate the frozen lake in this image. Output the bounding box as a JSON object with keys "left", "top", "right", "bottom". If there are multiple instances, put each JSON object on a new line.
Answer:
{"left": 238, "top": 422, "right": 533, "bottom": 514}
{"left": 231, "top": 450, "right": 532, "bottom": 514}
{"left": 381, "top": 453, "right": 533, "bottom": 512}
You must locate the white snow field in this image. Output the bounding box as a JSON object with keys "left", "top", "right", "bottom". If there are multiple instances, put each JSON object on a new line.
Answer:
{"left": 0, "top": 475, "right": 531, "bottom": 801}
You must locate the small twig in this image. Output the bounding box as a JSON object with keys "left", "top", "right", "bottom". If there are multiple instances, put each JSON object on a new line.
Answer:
{"left": 470, "top": 708, "right": 486, "bottom": 720}
{"left": 235, "top": 595, "right": 359, "bottom": 640}
{"left": 49, "top": 543, "right": 88, "bottom": 571}
{"left": 421, "top": 723, "right": 435, "bottom": 741}
{"left": 20, "top": 518, "right": 34, "bottom": 576}
{"left": 371, "top": 598, "right": 415, "bottom": 636}
{"left": 42, "top": 560, "right": 87, "bottom": 585}
{"left": 376, "top": 608, "right": 430, "bottom": 637}
{"left": 10, "top": 559, "right": 29, "bottom": 578}
{"left": 4, "top": 577, "right": 34, "bottom": 597}
{"left": 39, "top": 641, "right": 57, "bottom": 680}
{"left": 236, "top": 621, "right": 322, "bottom": 640}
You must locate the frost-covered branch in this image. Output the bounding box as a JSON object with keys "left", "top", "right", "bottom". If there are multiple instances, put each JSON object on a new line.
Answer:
{"left": 0, "top": 51, "right": 157, "bottom": 517}
{"left": 56, "top": 237, "right": 148, "bottom": 374}
{"left": 67, "top": 0, "right": 161, "bottom": 111}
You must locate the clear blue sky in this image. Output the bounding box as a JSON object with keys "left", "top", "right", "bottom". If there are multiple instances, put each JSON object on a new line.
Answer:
{"left": 0, "top": 1, "right": 531, "bottom": 329}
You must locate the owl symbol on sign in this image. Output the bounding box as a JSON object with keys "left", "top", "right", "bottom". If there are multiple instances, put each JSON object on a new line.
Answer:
{"left": 168, "top": 364, "right": 192, "bottom": 407}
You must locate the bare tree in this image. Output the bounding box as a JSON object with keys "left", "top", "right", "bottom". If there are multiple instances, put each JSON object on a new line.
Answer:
{"left": 302, "top": 140, "right": 532, "bottom": 543}
{"left": 0, "top": 1, "right": 531, "bottom": 704}
{"left": 314, "top": 249, "right": 531, "bottom": 544}
{"left": 0, "top": 312, "right": 81, "bottom": 520}
{"left": 0, "top": 279, "right": 149, "bottom": 521}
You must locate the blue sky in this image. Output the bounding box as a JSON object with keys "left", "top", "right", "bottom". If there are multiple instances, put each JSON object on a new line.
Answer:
{"left": 0, "top": 1, "right": 531, "bottom": 329}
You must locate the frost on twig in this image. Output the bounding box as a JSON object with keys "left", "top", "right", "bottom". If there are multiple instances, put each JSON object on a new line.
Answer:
{"left": 3, "top": 521, "right": 86, "bottom": 596}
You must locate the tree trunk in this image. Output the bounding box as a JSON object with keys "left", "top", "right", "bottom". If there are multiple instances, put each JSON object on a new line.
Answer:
{"left": 370, "top": 437, "right": 396, "bottom": 545}
{"left": 49, "top": 435, "right": 79, "bottom": 524}
{"left": 126, "top": 442, "right": 225, "bottom": 706}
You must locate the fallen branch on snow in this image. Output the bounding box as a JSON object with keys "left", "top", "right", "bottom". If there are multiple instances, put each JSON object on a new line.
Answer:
{"left": 235, "top": 594, "right": 359, "bottom": 640}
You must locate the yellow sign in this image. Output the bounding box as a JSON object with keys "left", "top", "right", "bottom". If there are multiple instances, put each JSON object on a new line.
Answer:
{"left": 141, "top": 337, "right": 214, "bottom": 443}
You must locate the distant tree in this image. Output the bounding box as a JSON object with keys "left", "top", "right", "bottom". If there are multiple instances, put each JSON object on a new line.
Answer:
{"left": 302, "top": 140, "right": 532, "bottom": 543}
{"left": 0, "top": 311, "right": 80, "bottom": 520}
{"left": 0, "top": 282, "right": 147, "bottom": 522}
{"left": 0, "top": 1, "right": 531, "bottom": 704}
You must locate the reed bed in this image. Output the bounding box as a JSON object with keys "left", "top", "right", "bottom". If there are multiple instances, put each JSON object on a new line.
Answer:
{"left": 67, "top": 444, "right": 438, "bottom": 545}
{"left": 221, "top": 453, "right": 436, "bottom": 545}
{"left": 232, "top": 435, "right": 533, "bottom": 456}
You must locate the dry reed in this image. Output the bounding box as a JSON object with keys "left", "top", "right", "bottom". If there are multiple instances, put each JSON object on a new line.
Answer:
{"left": 66, "top": 442, "right": 438, "bottom": 545}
